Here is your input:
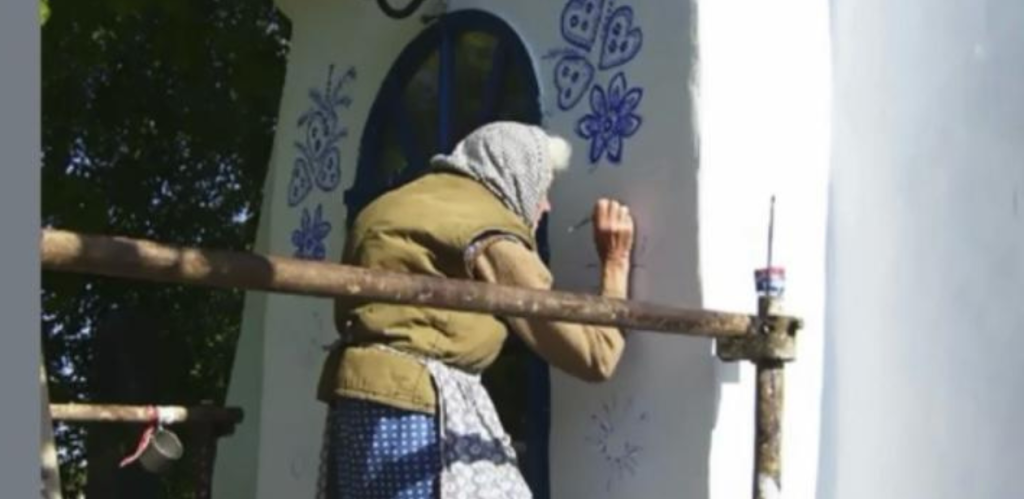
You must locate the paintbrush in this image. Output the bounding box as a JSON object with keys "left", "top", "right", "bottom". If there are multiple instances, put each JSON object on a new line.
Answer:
{"left": 567, "top": 215, "right": 593, "bottom": 233}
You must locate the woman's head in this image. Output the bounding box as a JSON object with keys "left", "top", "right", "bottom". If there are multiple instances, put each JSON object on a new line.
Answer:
{"left": 430, "top": 121, "right": 572, "bottom": 228}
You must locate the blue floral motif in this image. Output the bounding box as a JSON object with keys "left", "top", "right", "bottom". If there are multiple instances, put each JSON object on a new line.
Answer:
{"left": 585, "top": 394, "right": 649, "bottom": 492}
{"left": 554, "top": 53, "right": 595, "bottom": 111}
{"left": 560, "top": 0, "right": 606, "bottom": 51}
{"left": 291, "top": 204, "right": 332, "bottom": 260}
{"left": 574, "top": 72, "right": 643, "bottom": 165}
{"left": 288, "top": 65, "right": 356, "bottom": 207}
{"left": 598, "top": 6, "right": 643, "bottom": 70}
{"left": 551, "top": 0, "right": 645, "bottom": 167}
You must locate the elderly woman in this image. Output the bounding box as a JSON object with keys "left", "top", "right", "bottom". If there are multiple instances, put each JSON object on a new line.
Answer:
{"left": 318, "top": 121, "right": 635, "bottom": 499}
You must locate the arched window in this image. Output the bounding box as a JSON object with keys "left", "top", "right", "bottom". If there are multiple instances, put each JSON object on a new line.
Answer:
{"left": 345, "top": 10, "right": 542, "bottom": 221}
{"left": 345, "top": 10, "right": 551, "bottom": 497}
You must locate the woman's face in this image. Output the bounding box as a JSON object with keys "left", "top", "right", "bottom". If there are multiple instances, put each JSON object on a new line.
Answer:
{"left": 534, "top": 194, "right": 552, "bottom": 230}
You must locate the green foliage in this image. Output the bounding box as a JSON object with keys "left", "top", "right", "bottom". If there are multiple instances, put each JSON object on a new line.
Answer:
{"left": 40, "top": 0, "right": 51, "bottom": 26}
{"left": 41, "top": 0, "right": 291, "bottom": 496}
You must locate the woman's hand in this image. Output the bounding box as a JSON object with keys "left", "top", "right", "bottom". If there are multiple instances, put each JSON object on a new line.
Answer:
{"left": 592, "top": 198, "right": 635, "bottom": 298}
{"left": 593, "top": 198, "right": 635, "bottom": 267}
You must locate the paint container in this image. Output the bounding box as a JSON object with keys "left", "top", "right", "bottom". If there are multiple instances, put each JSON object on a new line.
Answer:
{"left": 120, "top": 407, "right": 185, "bottom": 475}
{"left": 137, "top": 427, "right": 184, "bottom": 474}
{"left": 754, "top": 266, "right": 786, "bottom": 298}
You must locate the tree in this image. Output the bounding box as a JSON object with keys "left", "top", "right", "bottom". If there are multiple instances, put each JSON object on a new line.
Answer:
{"left": 41, "top": 1, "right": 290, "bottom": 496}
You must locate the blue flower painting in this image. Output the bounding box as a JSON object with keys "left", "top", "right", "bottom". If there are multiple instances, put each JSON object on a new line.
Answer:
{"left": 575, "top": 72, "right": 643, "bottom": 165}
{"left": 551, "top": 0, "right": 645, "bottom": 167}
{"left": 288, "top": 65, "right": 356, "bottom": 207}
{"left": 585, "top": 394, "right": 650, "bottom": 492}
{"left": 291, "top": 204, "right": 332, "bottom": 260}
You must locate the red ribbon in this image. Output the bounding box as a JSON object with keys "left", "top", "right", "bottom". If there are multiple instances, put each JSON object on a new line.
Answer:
{"left": 119, "top": 406, "right": 158, "bottom": 468}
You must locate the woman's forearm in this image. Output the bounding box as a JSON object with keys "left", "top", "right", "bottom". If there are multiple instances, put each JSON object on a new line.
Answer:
{"left": 473, "top": 237, "right": 628, "bottom": 381}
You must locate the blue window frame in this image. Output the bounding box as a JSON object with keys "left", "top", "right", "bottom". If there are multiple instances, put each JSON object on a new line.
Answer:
{"left": 344, "top": 10, "right": 551, "bottom": 498}
{"left": 346, "top": 10, "right": 542, "bottom": 220}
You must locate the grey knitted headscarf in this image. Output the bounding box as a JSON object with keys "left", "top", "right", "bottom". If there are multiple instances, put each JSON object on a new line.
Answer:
{"left": 429, "top": 121, "right": 569, "bottom": 226}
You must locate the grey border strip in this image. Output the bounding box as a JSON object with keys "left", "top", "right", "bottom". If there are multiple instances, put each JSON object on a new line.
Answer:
{"left": 0, "top": 0, "right": 42, "bottom": 497}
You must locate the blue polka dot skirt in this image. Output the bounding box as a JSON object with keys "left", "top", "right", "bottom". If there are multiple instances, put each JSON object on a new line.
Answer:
{"left": 323, "top": 397, "right": 441, "bottom": 499}
{"left": 318, "top": 345, "right": 532, "bottom": 499}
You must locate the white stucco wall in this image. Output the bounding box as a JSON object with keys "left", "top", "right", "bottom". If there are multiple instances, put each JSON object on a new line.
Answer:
{"left": 214, "top": 1, "right": 437, "bottom": 497}
{"left": 453, "top": 1, "right": 830, "bottom": 498}
{"left": 216, "top": 0, "right": 832, "bottom": 497}
{"left": 819, "top": 0, "right": 1024, "bottom": 498}
{"left": 700, "top": 1, "right": 831, "bottom": 498}
{"left": 536, "top": 1, "right": 710, "bottom": 497}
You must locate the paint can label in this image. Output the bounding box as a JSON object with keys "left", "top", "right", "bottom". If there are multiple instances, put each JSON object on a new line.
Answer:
{"left": 754, "top": 267, "right": 786, "bottom": 297}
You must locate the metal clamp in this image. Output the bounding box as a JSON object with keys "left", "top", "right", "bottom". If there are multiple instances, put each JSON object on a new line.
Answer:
{"left": 715, "top": 311, "right": 802, "bottom": 363}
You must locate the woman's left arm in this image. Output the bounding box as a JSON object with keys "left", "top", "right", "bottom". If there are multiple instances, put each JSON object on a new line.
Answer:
{"left": 472, "top": 237, "right": 627, "bottom": 382}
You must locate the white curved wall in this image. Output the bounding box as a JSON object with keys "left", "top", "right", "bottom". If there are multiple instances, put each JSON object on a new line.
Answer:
{"left": 700, "top": 1, "right": 830, "bottom": 498}
{"left": 213, "top": 1, "right": 435, "bottom": 497}
{"left": 819, "top": 0, "right": 1024, "bottom": 497}
{"left": 216, "top": 0, "right": 833, "bottom": 497}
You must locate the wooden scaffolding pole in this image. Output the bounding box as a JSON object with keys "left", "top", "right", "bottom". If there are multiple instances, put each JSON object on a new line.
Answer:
{"left": 40, "top": 229, "right": 801, "bottom": 338}
{"left": 753, "top": 297, "right": 785, "bottom": 499}
{"left": 40, "top": 228, "right": 802, "bottom": 499}
{"left": 49, "top": 404, "right": 243, "bottom": 426}
{"left": 40, "top": 364, "right": 62, "bottom": 499}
